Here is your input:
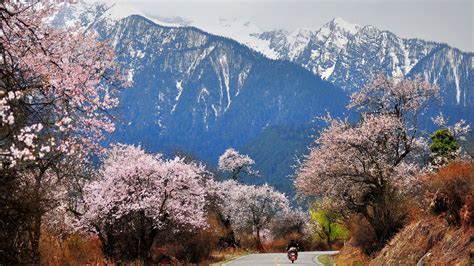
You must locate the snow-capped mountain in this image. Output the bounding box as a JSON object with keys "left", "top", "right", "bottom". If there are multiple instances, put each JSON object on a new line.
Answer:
{"left": 190, "top": 17, "right": 280, "bottom": 59}
{"left": 258, "top": 18, "right": 359, "bottom": 79}
{"left": 254, "top": 19, "right": 472, "bottom": 108}
{"left": 53, "top": 2, "right": 348, "bottom": 194}
{"left": 53, "top": 1, "right": 472, "bottom": 195}
{"left": 55, "top": 2, "right": 472, "bottom": 107}
{"left": 154, "top": 13, "right": 471, "bottom": 107}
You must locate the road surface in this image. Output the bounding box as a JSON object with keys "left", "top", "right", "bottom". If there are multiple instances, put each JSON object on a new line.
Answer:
{"left": 222, "top": 251, "right": 339, "bottom": 266}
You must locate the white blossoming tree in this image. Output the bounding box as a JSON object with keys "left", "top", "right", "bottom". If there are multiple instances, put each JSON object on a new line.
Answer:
{"left": 270, "top": 208, "right": 309, "bottom": 239}
{"left": 218, "top": 148, "right": 259, "bottom": 180}
{"left": 228, "top": 183, "right": 289, "bottom": 250}
{"left": 209, "top": 179, "right": 290, "bottom": 250}
{"left": 206, "top": 179, "right": 242, "bottom": 247}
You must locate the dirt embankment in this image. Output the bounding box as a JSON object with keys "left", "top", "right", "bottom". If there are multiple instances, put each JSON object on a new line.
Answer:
{"left": 336, "top": 217, "right": 472, "bottom": 265}
{"left": 370, "top": 217, "right": 472, "bottom": 265}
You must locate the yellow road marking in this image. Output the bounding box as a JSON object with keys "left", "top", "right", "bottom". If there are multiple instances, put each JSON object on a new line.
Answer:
{"left": 273, "top": 255, "right": 281, "bottom": 266}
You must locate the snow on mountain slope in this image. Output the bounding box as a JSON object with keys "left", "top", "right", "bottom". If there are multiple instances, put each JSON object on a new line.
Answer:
{"left": 51, "top": 1, "right": 472, "bottom": 196}
{"left": 52, "top": 1, "right": 182, "bottom": 29}
{"left": 190, "top": 17, "right": 280, "bottom": 59}
{"left": 183, "top": 15, "right": 469, "bottom": 107}
{"left": 57, "top": 1, "right": 471, "bottom": 107}
{"left": 55, "top": 1, "right": 279, "bottom": 58}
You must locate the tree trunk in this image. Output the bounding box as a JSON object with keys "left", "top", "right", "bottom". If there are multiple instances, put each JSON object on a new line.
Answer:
{"left": 255, "top": 227, "right": 264, "bottom": 251}
{"left": 326, "top": 223, "right": 332, "bottom": 250}
{"left": 218, "top": 212, "right": 239, "bottom": 248}
{"left": 224, "top": 220, "right": 238, "bottom": 248}
{"left": 137, "top": 213, "right": 157, "bottom": 264}
{"left": 31, "top": 211, "right": 42, "bottom": 264}
{"left": 363, "top": 188, "right": 406, "bottom": 251}
{"left": 143, "top": 227, "right": 158, "bottom": 264}
{"left": 31, "top": 170, "right": 45, "bottom": 264}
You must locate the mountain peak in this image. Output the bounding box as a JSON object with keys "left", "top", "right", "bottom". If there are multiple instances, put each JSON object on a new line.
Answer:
{"left": 327, "top": 17, "right": 360, "bottom": 34}
{"left": 55, "top": 1, "right": 185, "bottom": 29}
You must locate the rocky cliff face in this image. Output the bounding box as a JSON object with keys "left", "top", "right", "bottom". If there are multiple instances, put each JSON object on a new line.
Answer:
{"left": 101, "top": 16, "right": 346, "bottom": 160}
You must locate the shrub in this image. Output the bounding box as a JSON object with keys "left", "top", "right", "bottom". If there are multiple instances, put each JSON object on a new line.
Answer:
{"left": 39, "top": 230, "right": 105, "bottom": 265}
{"left": 426, "top": 162, "right": 474, "bottom": 226}
{"left": 173, "top": 231, "right": 216, "bottom": 263}
{"left": 309, "top": 199, "right": 349, "bottom": 250}
{"left": 349, "top": 214, "right": 378, "bottom": 254}
{"left": 429, "top": 128, "right": 460, "bottom": 167}
{"left": 150, "top": 217, "right": 221, "bottom": 264}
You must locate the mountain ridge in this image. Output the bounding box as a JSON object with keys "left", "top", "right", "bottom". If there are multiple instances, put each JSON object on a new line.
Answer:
{"left": 55, "top": 2, "right": 471, "bottom": 103}
{"left": 52, "top": 2, "right": 472, "bottom": 197}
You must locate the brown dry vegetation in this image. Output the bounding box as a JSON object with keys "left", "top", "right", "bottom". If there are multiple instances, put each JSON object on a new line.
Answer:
{"left": 38, "top": 211, "right": 307, "bottom": 265}
{"left": 371, "top": 217, "right": 472, "bottom": 265}
{"left": 39, "top": 231, "right": 107, "bottom": 265}
{"left": 424, "top": 162, "right": 474, "bottom": 226}
{"left": 335, "top": 162, "right": 474, "bottom": 265}
{"left": 334, "top": 245, "right": 370, "bottom": 266}
{"left": 38, "top": 229, "right": 305, "bottom": 265}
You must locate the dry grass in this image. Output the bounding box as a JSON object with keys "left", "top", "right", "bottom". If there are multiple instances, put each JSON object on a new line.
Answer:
{"left": 334, "top": 245, "right": 370, "bottom": 266}
{"left": 424, "top": 162, "right": 474, "bottom": 226}
{"left": 38, "top": 212, "right": 230, "bottom": 265}
{"left": 369, "top": 163, "right": 474, "bottom": 265}
{"left": 262, "top": 237, "right": 294, "bottom": 252}
{"left": 370, "top": 217, "right": 471, "bottom": 265}
{"left": 209, "top": 248, "right": 252, "bottom": 265}
{"left": 39, "top": 230, "right": 108, "bottom": 265}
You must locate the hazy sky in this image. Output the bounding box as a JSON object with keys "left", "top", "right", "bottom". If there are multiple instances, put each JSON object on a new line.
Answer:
{"left": 115, "top": 0, "right": 473, "bottom": 52}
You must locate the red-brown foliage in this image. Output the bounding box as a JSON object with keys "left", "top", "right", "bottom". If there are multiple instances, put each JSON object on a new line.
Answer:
{"left": 425, "top": 162, "right": 474, "bottom": 226}
{"left": 39, "top": 230, "right": 106, "bottom": 265}
{"left": 459, "top": 194, "right": 473, "bottom": 227}
{"left": 348, "top": 214, "right": 378, "bottom": 254}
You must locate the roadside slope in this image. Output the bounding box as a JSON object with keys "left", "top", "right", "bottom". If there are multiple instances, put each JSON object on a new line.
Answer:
{"left": 370, "top": 217, "right": 471, "bottom": 265}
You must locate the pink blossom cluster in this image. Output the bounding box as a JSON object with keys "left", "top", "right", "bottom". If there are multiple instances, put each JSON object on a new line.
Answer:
{"left": 0, "top": 3, "right": 127, "bottom": 167}
{"left": 210, "top": 179, "right": 290, "bottom": 234}
{"left": 348, "top": 75, "right": 440, "bottom": 115}
{"left": 295, "top": 76, "right": 441, "bottom": 203}
{"left": 80, "top": 144, "right": 208, "bottom": 232}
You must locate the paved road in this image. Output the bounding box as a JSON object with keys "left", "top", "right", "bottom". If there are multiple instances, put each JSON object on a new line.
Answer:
{"left": 223, "top": 251, "right": 339, "bottom": 266}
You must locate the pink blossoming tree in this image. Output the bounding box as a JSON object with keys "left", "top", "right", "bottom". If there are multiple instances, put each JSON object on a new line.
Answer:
{"left": 209, "top": 179, "right": 291, "bottom": 250}
{"left": 0, "top": 2, "right": 127, "bottom": 263}
{"left": 80, "top": 144, "right": 208, "bottom": 261}
{"left": 295, "top": 75, "right": 440, "bottom": 250}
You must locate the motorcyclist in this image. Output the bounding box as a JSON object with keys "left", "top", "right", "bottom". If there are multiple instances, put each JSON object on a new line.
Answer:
{"left": 286, "top": 239, "right": 299, "bottom": 262}
{"left": 286, "top": 239, "right": 299, "bottom": 251}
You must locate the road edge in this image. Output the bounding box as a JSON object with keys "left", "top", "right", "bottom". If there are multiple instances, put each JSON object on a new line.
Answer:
{"left": 221, "top": 254, "right": 251, "bottom": 266}
{"left": 313, "top": 254, "right": 324, "bottom": 266}
{"left": 313, "top": 251, "right": 338, "bottom": 266}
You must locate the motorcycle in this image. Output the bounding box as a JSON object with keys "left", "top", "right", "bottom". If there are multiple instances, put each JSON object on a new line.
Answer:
{"left": 287, "top": 247, "right": 298, "bottom": 263}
